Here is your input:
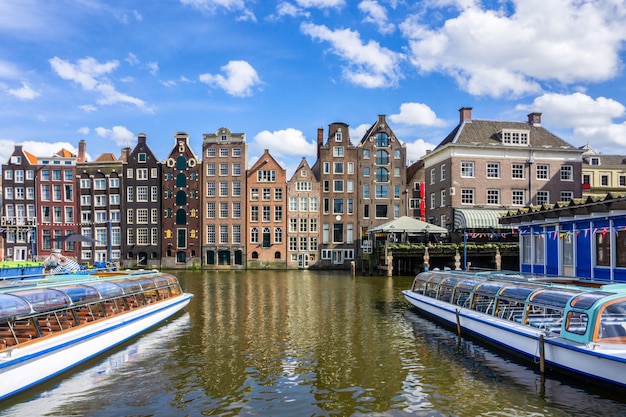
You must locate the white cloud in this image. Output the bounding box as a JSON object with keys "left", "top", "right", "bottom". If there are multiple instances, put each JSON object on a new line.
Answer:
{"left": 0, "top": 60, "right": 22, "bottom": 79}
{"left": 273, "top": 2, "right": 310, "bottom": 19}
{"left": 199, "top": 60, "right": 262, "bottom": 97}
{"left": 146, "top": 61, "right": 159, "bottom": 76}
{"left": 79, "top": 104, "right": 97, "bottom": 112}
{"left": 49, "top": 56, "right": 153, "bottom": 112}
{"left": 126, "top": 53, "right": 140, "bottom": 65}
{"left": 389, "top": 102, "right": 445, "bottom": 126}
{"left": 94, "top": 125, "right": 136, "bottom": 147}
{"left": 405, "top": 138, "right": 437, "bottom": 162}
{"left": 517, "top": 92, "right": 625, "bottom": 128}
{"left": 301, "top": 22, "right": 404, "bottom": 88}
{"left": 7, "top": 81, "right": 40, "bottom": 100}
{"left": 359, "top": 0, "right": 395, "bottom": 35}
{"left": 252, "top": 128, "right": 317, "bottom": 158}
{"left": 517, "top": 92, "right": 626, "bottom": 152}
{"left": 77, "top": 126, "right": 90, "bottom": 135}
{"left": 351, "top": 123, "right": 371, "bottom": 141}
{"left": 180, "top": 0, "right": 256, "bottom": 21}
{"left": 296, "top": 0, "right": 345, "bottom": 8}
{"left": 402, "top": 1, "right": 626, "bottom": 98}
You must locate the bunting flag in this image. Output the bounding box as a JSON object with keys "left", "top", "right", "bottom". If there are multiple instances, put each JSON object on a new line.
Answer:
{"left": 518, "top": 225, "right": 626, "bottom": 240}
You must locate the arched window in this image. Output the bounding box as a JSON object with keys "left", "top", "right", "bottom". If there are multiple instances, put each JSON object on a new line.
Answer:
{"left": 375, "top": 150, "right": 388, "bottom": 165}
{"left": 176, "top": 173, "right": 186, "bottom": 187}
{"left": 176, "top": 190, "right": 186, "bottom": 206}
{"left": 252, "top": 251, "right": 259, "bottom": 259}
{"left": 376, "top": 132, "right": 388, "bottom": 147}
{"left": 274, "top": 251, "right": 281, "bottom": 259}
{"left": 176, "top": 209, "right": 186, "bottom": 225}
{"left": 375, "top": 168, "right": 389, "bottom": 182}
{"left": 250, "top": 227, "right": 259, "bottom": 243}
{"left": 176, "top": 156, "right": 187, "bottom": 170}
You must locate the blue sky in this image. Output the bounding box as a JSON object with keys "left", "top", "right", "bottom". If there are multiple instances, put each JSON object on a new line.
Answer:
{"left": 1, "top": 0, "right": 626, "bottom": 176}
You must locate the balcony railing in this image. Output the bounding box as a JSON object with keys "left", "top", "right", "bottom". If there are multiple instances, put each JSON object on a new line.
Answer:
{"left": 1, "top": 216, "right": 38, "bottom": 227}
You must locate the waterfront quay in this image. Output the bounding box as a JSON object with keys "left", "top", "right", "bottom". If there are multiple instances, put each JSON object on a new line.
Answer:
{"left": 2, "top": 270, "right": 624, "bottom": 416}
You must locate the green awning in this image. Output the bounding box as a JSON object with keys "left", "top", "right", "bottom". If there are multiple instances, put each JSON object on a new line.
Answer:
{"left": 453, "top": 209, "right": 508, "bottom": 230}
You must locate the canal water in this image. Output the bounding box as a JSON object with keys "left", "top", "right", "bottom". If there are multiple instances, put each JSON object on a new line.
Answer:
{"left": 1, "top": 270, "right": 625, "bottom": 416}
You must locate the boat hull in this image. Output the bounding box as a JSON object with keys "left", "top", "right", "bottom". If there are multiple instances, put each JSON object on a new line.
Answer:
{"left": 0, "top": 293, "right": 192, "bottom": 400}
{"left": 403, "top": 289, "right": 626, "bottom": 387}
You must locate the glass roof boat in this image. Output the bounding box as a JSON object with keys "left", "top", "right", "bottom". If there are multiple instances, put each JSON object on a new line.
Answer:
{"left": 403, "top": 271, "right": 626, "bottom": 387}
{"left": 0, "top": 270, "right": 193, "bottom": 400}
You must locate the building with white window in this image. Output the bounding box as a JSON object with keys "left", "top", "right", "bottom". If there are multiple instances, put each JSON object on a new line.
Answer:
{"left": 423, "top": 107, "right": 583, "bottom": 241}
{"left": 246, "top": 149, "right": 286, "bottom": 268}
{"left": 286, "top": 157, "right": 320, "bottom": 269}
{"left": 202, "top": 127, "right": 247, "bottom": 268}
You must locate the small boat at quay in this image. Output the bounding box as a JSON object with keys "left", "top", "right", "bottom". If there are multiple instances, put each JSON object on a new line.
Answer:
{"left": 402, "top": 271, "right": 626, "bottom": 387}
{"left": 0, "top": 270, "right": 193, "bottom": 400}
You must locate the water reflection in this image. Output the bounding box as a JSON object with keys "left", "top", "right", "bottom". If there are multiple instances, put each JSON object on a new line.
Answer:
{"left": 1, "top": 270, "right": 625, "bottom": 416}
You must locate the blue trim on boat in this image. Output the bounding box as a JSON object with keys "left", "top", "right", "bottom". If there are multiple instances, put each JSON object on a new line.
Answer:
{"left": 0, "top": 294, "right": 192, "bottom": 400}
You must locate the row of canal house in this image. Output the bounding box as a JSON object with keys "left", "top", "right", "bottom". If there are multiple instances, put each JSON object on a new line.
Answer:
{"left": 3, "top": 107, "right": 606, "bottom": 270}
{"left": 0, "top": 115, "right": 408, "bottom": 269}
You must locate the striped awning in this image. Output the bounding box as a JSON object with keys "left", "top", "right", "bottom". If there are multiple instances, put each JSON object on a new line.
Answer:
{"left": 453, "top": 209, "right": 508, "bottom": 230}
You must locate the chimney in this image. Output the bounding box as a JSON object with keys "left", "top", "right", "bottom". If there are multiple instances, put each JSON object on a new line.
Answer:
{"left": 137, "top": 133, "right": 147, "bottom": 145}
{"left": 459, "top": 107, "right": 472, "bottom": 123}
{"left": 317, "top": 127, "right": 324, "bottom": 159}
{"left": 378, "top": 114, "right": 386, "bottom": 124}
{"left": 77, "top": 140, "right": 86, "bottom": 163}
{"left": 527, "top": 112, "right": 542, "bottom": 127}
{"left": 120, "top": 147, "right": 131, "bottom": 162}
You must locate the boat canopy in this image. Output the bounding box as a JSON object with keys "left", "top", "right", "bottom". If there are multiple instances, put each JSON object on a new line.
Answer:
{"left": 474, "top": 281, "right": 507, "bottom": 297}
{"left": 529, "top": 289, "right": 582, "bottom": 309}
{"left": 497, "top": 285, "right": 537, "bottom": 302}
{"left": 570, "top": 291, "right": 616, "bottom": 310}
{"left": 0, "top": 273, "right": 179, "bottom": 321}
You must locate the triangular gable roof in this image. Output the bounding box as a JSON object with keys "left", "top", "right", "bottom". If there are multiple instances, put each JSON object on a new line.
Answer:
{"left": 23, "top": 150, "right": 38, "bottom": 164}
{"left": 94, "top": 153, "right": 118, "bottom": 162}
{"left": 55, "top": 148, "right": 75, "bottom": 158}
{"left": 288, "top": 157, "right": 315, "bottom": 182}
{"left": 247, "top": 149, "right": 284, "bottom": 175}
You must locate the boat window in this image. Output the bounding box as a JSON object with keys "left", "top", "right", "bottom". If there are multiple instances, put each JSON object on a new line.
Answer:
{"left": 110, "top": 279, "right": 143, "bottom": 294}
{"left": 54, "top": 285, "right": 100, "bottom": 304}
{"left": 411, "top": 275, "right": 430, "bottom": 293}
{"left": 528, "top": 289, "right": 581, "bottom": 309}
{"left": 9, "top": 289, "right": 71, "bottom": 312}
{"left": 472, "top": 293, "right": 496, "bottom": 315}
{"left": 438, "top": 277, "right": 463, "bottom": 303}
{"left": 498, "top": 286, "right": 536, "bottom": 302}
{"left": 85, "top": 281, "right": 124, "bottom": 299}
{"left": 496, "top": 299, "right": 526, "bottom": 322}
{"left": 474, "top": 281, "right": 506, "bottom": 298}
{"left": 526, "top": 304, "right": 564, "bottom": 333}
{"left": 569, "top": 291, "right": 615, "bottom": 310}
{"left": 596, "top": 299, "right": 626, "bottom": 340}
{"left": 129, "top": 277, "right": 158, "bottom": 290}
{"left": 0, "top": 294, "right": 32, "bottom": 320}
{"left": 565, "top": 311, "right": 588, "bottom": 335}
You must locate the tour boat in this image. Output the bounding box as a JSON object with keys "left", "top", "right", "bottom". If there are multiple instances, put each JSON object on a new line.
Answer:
{"left": 403, "top": 271, "right": 626, "bottom": 387}
{"left": 0, "top": 270, "right": 193, "bottom": 400}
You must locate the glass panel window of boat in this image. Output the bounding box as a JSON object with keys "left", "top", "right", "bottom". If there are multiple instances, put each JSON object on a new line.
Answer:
{"left": 565, "top": 311, "right": 588, "bottom": 336}
{"left": 55, "top": 285, "right": 100, "bottom": 304}
{"left": 129, "top": 277, "right": 158, "bottom": 290}
{"left": 9, "top": 289, "right": 71, "bottom": 311}
{"left": 437, "top": 277, "right": 464, "bottom": 303}
{"left": 596, "top": 299, "right": 626, "bottom": 340}
{"left": 110, "top": 279, "right": 143, "bottom": 294}
{"left": 472, "top": 293, "right": 496, "bottom": 315}
{"left": 411, "top": 276, "right": 428, "bottom": 293}
{"left": 569, "top": 291, "right": 616, "bottom": 310}
{"left": 529, "top": 289, "right": 581, "bottom": 309}
{"left": 82, "top": 281, "right": 124, "bottom": 299}
{"left": 0, "top": 294, "right": 32, "bottom": 320}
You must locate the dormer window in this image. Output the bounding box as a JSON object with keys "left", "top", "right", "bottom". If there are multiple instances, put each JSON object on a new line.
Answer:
{"left": 500, "top": 129, "right": 529, "bottom": 146}
{"left": 590, "top": 157, "right": 600, "bottom": 166}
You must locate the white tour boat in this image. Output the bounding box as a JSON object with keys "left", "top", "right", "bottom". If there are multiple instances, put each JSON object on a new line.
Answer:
{"left": 0, "top": 270, "right": 193, "bottom": 400}
{"left": 403, "top": 271, "right": 626, "bottom": 387}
